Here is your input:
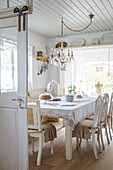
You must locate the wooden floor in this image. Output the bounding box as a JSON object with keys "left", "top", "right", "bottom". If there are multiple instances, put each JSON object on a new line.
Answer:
{"left": 29, "top": 127, "right": 113, "bottom": 170}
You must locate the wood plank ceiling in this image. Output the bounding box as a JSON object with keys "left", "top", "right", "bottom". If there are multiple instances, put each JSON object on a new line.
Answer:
{"left": 0, "top": 0, "right": 113, "bottom": 38}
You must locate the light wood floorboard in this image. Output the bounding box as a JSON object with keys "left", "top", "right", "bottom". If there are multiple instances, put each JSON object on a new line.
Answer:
{"left": 29, "top": 127, "right": 113, "bottom": 170}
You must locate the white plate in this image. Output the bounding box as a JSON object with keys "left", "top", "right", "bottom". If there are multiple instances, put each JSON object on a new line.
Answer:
{"left": 101, "top": 32, "right": 113, "bottom": 44}
{"left": 90, "top": 38, "right": 99, "bottom": 45}
{"left": 70, "top": 38, "right": 85, "bottom": 47}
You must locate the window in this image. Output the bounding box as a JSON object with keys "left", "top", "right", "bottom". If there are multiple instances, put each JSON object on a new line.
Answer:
{"left": 61, "top": 46, "right": 113, "bottom": 95}
{"left": 0, "top": 40, "right": 17, "bottom": 93}
{"left": 0, "top": 37, "right": 34, "bottom": 93}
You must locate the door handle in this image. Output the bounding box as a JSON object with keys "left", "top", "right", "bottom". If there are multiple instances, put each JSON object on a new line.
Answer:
{"left": 12, "top": 97, "right": 24, "bottom": 109}
{"left": 12, "top": 98, "right": 24, "bottom": 102}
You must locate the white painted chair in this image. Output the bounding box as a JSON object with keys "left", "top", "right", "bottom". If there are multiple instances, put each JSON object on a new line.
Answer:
{"left": 87, "top": 93, "right": 110, "bottom": 150}
{"left": 28, "top": 100, "right": 55, "bottom": 166}
{"left": 74, "top": 95, "right": 104, "bottom": 159}
{"left": 107, "top": 93, "right": 113, "bottom": 141}
{"left": 99, "top": 93, "right": 110, "bottom": 150}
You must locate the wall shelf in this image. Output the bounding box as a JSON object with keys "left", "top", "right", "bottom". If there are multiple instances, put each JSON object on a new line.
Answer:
{"left": 37, "top": 56, "right": 49, "bottom": 62}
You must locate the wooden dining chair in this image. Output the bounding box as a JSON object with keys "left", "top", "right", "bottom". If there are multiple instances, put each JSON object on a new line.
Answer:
{"left": 107, "top": 92, "right": 113, "bottom": 141}
{"left": 99, "top": 93, "right": 110, "bottom": 150}
{"left": 87, "top": 93, "right": 110, "bottom": 150}
{"left": 28, "top": 100, "right": 57, "bottom": 166}
{"left": 73, "top": 95, "right": 104, "bottom": 159}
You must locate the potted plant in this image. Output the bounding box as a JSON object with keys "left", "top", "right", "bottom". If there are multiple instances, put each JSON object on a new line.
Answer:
{"left": 66, "top": 85, "right": 76, "bottom": 102}
{"left": 68, "top": 85, "right": 76, "bottom": 94}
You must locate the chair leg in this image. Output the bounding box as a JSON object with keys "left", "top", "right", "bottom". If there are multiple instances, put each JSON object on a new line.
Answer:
{"left": 105, "top": 121, "right": 110, "bottom": 145}
{"left": 79, "top": 130, "right": 83, "bottom": 147}
{"left": 32, "top": 137, "right": 34, "bottom": 152}
{"left": 50, "top": 140, "right": 53, "bottom": 155}
{"left": 100, "top": 123, "right": 105, "bottom": 150}
{"left": 86, "top": 139, "right": 89, "bottom": 147}
{"left": 97, "top": 129, "right": 102, "bottom": 153}
{"left": 37, "top": 133, "right": 43, "bottom": 166}
{"left": 76, "top": 137, "right": 79, "bottom": 147}
{"left": 107, "top": 117, "right": 112, "bottom": 141}
{"left": 111, "top": 116, "right": 112, "bottom": 129}
{"left": 92, "top": 130, "right": 98, "bottom": 160}
{"left": 79, "top": 138, "right": 82, "bottom": 147}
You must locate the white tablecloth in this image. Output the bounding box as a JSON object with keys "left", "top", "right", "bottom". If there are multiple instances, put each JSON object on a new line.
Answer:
{"left": 40, "top": 97, "right": 96, "bottom": 127}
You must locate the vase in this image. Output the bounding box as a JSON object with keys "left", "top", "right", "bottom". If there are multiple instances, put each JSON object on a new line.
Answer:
{"left": 65, "top": 94, "right": 74, "bottom": 102}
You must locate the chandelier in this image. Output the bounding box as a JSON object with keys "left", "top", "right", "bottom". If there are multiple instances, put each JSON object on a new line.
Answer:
{"left": 50, "top": 14, "right": 94, "bottom": 68}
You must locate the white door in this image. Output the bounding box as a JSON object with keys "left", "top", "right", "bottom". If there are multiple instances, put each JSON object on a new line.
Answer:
{"left": 0, "top": 16, "right": 28, "bottom": 170}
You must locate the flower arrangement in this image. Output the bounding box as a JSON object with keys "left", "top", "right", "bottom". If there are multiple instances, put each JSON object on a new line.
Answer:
{"left": 67, "top": 85, "right": 76, "bottom": 94}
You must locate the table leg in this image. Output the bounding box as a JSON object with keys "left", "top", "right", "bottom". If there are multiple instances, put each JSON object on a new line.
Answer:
{"left": 65, "top": 119, "right": 72, "bottom": 160}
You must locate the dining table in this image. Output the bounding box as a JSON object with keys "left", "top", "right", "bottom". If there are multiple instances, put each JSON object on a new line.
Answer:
{"left": 40, "top": 96, "right": 97, "bottom": 160}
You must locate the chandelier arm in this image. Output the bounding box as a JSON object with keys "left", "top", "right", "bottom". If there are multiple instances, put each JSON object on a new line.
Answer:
{"left": 63, "top": 19, "right": 92, "bottom": 32}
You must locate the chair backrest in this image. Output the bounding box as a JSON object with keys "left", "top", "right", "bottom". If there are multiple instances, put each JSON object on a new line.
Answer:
{"left": 100, "top": 93, "right": 109, "bottom": 122}
{"left": 92, "top": 95, "right": 104, "bottom": 128}
{"left": 27, "top": 100, "right": 42, "bottom": 131}
{"left": 108, "top": 92, "right": 113, "bottom": 117}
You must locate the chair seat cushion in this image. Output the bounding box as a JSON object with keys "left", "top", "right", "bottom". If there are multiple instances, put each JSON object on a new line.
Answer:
{"left": 42, "top": 116, "right": 59, "bottom": 122}
{"left": 86, "top": 115, "right": 94, "bottom": 120}
{"left": 28, "top": 121, "right": 57, "bottom": 143}
{"left": 42, "top": 122, "right": 57, "bottom": 142}
{"left": 78, "top": 119, "right": 93, "bottom": 128}
{"left": 72, "top": 126, "right": 90, "bottom": 140}
{"left": 72, "top": 120, "right": 93, "bottom": 140}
